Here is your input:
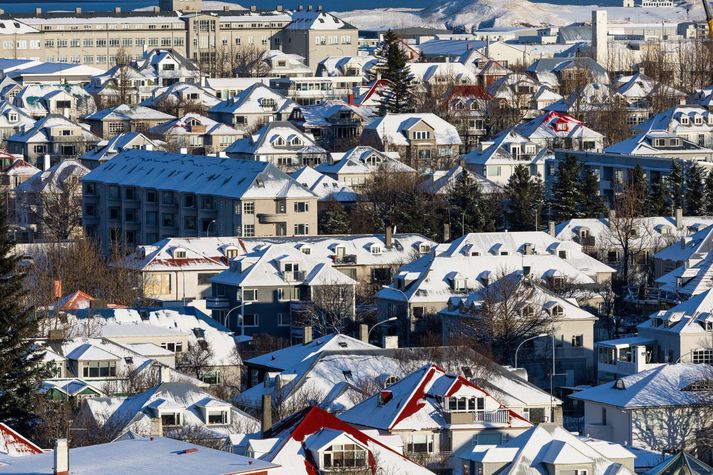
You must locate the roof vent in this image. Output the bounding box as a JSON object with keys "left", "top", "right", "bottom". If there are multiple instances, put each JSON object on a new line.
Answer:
{"left": 378, "top": 390, "right": 393, "bottom": 406}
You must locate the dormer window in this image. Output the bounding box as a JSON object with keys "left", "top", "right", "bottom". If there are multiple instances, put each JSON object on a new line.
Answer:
{"left": 160, "top": 411, "right": 183, "bottom": 427}
{"left": 224, "top": 246, "right": 239, "bottom": 259}
{"left": 551, "top": 305, "right": 564, "bottom": 317}
{"left": 521, "top": 305, "right": 535, "bottom": 317}
{"left": 452, "top": 277, "right": 466, "bottom": 292}
{"left": 291, "top": 137, "right": 303, "bottom": 146}
{"left": 412, "top": 130, "right": 430, "bottom": 140}
{"left": 206, "top": 409, "right": 229, "bottom": 425}
{"left": 615, "top": 379, "right": 626, "bottom": 390}
{"left": 173, "top": 248, "right": 187, "bottom": 259}
{"left": 274, "top": 136, "right": 286, "bottom": 146}
{"left": 370, "top": 244, "right": 382, "bottom": 255}
{"left": 322, "top": 443, "right": 368, "bottom": 471}
{"left": 300, "top": 245, "right": 311, "bottom": 255}
{"left": 694, "top": 116, "right": 703, "bottom": 125}
{"left": 8, "top": 112, "right": 17, "bottom": 123}
{"left": 470, "top": 250, "right": 481, "bottom": 256}
{"left": 419, "top": 243, "right": 431, "bottom": 253}
{"left": 680, "top": 115, "right": 690, "bottom": 125}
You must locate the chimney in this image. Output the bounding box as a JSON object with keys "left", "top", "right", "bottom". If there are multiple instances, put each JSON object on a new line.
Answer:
{"left": 298, "top": 5, "right": 304, "bottom": 11}
{"left": 608, "top": 209, "right": 616, "bottom": 229}
{"left": 307, "top": 5, "right": 313, "bottom": 11}
{"left": 145, "top": 143, "right": 153, "bottom": 151}
{"left": 303, "top": 325, "right": 312, "bottom": 344}
{"left": 35, "top": 7, "right": 42, "bottom": 14}
{"left": 675, "top": 207, "right": 683, "bottom": 230}
{"left": 277, "top": 5, "right": 283, "bottom": 11}
{"left": 377, "top": 390, "right": 392, "bottom": 406}
{"left": 261, "top": 394, "right": 272, "bottom": 434}
{"left": 75, "top": 7, "right": 81, "bottom": 13}
{"left": 159, "top": 365, "right": 171, "bottom": 384}
{"left": 347, "top": 93, "right": 354, "bottom": 106}
{"left": 150, "top": 417, "right": 163, "bottom": 437}
{"left": 114, "top": 7, "right": 121, "bottom": 13}
{"left": 180, "top": 147, "right": 188, "bottom": 154}
{"left": 443, "top": 223, "right": 450, "bottom": 242}
{"left": 548, "top": 221, "right": 555, "bottom": 237}
{"left": 250, "top": 5, "right": 257, "bottom": 11}
{"left": 53, "top": 279, "right": 62, "bottom": 299}
{"left": 385, "top": 225, "right": 393, "bottom": 249}
{"left": 359, "top": 324, "right": 368, "bottom": 343}
{"left": 43, "top": 154, "right": 51, "bottom": 171}
{"left": 153, "top": 6, "right": 160, "bottom": 13}
{"left": 317, "top": 5, "right": 323, "bottom": 11}
{"left": 53, "top": 439, "right": 68, "bottom": 475}
{"left": 224, "top": 5, "right": 231, "bottom": 10}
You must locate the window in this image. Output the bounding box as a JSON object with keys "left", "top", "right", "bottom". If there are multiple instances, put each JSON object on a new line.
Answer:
{"left": 184, "top": 216, "right": 196, "bottom": 230}
{"left": 323, "top": 444, "right": 367, "bottom": 470}
{"left": 82, "top": 360, "right": 117, "bottom": 378}
{"left": 278, "top": 312, "right": 290, "bottom": 326}
{"left": 146, "top": 190, "right": 157, "bottom": 202}
{"left": 207, "top": 410, "right": 229, "bottom": 425}
{"left": 243, "top": 202, "right": 255, "bottom": 214}
{"left": 200, "top": 196, "right": 214, "bottom": 210}
{"left": 162, "top": 213, "right": 176, "bottom": 227}
{"left": 294, "top": 201, "right": 309, "bottom": 213}
{"left": 572, "top": 334, "right": 584, "bottom": 347}
{"left": 145, "top": 211, "right": 158, "bottom": 225}
{"left": 407, "top": 434, "right": 434, "bottom": 453}
{"left": 162, "top": 191, "right": 174, "bottom": 205}
{"left": 242, "top": 224, "right": 255, "bottom": 237}
{"left": 108, "top": 122, "right": 125, "bottom": 134}
{"left": 294, "top": 224, "right": 309, "bottom": 235}
{"left": 243, "top": 313, "right": 259, "bottom": 327}
{"left": 161, "top": 412, "right": 181, "bottom": 427}
{"left": 692, "top": 349, "right": 713, "bottom": 364}
{"left": 160, "top": 342, "right": 183, "bottom": 353}
{"left": 413, "top": 130, "right": 431, "bottom": 140}
{"left": 242, "top": 289, "right": 257, "bottom": 301}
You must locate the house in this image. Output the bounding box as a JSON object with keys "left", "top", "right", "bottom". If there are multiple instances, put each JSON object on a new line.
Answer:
{"left": 6, "top": 115, "right": 101, "bottom": 166}
{"left": 147, "top": 113, "right": 242, "bottom": 155}
{"left": 234, "top": 406, "right": 433, "bottom": 475}
{"left": 515, "top": 111, "right": 604, "bottom": 152}
{"left": 81, "top": 149, "right": 319, "bottom": 254}
{"left": 316, "top": 146, "right": 415, "bottom": 188}
{"left": 268, "top": 75, "right": 362, "bottom": 106}
{"left": 0, "top": 158, "right": 39, "bottom": 220}
{"left": 140, "top": 82, "right": 221, "bottom": 116}
{"left": 14, "top": 159, "right": 89, "bottom": 242}
{"left": 340, "top": 364, "right": 533, "bottom": 474}
{"left": 654, "top": 224, "right": 713, "bottom": 277}
{"left": 407, "top": 62, "right": 477, "bottom": 87}
{"left": 12, "top": 84, "right": 96, "bottom": 120}
{"left": 133, "top": 48, "right": 201, "bottom": 87}
{"left": 279, "top": 10, "right": 359, "bottom": 71}
{"left": 209, "top": 242, "right": 357, "bottom": 336}
{"left": 655, "top": 253, "right": 713, "bottom": 300}
{"left": 604, "top": 130, "right": 713, "bottom": 162}
{"left": 123, "top": 232, "right": 434, "bottom": 302}
{"left": 571, "top": 363, "right": 713, "bottom": 454}
{"left": 82, "top": 105, "right": 175, "bottom": 140}
{"left": 464, "top": 424, "right": 636, "bottom": 475}
{"left": 225, "top": 120, "right": 328, "bottom": 171}
{"left": 527, "top": 57, "right": 609, "bottom": 93}
{"left": 0, "top": 436, "right": 277, "bottom": 475}
{"left": 0, "top": 101, "right": 35, "bottom": 144}
{"left": 636, "top": 105, "right": 713, "bottom": 148}
{"left": 360, "top": 113, "right": 462, "bottom": 170}
{"left": 291, "top": 166, "right": 358, "bottom": 209}
{"left": 261, "top": 50, "right": 313, "bottom": 78}
{"left": 487, "top": 73, "right": 545, "bottom": 117}
{"left": 464, "top": 129, "right": 550, "bottom": 186}
{"left": 288, "top": 100, "right": 376, "bottom": 150}
{"left": 208, "top": 83, "right": 295, "bottom": 131}
{"left": 647, "top": 452, "right": 713, "bottom": 475}
{"left": 85, "top": 63, "right": 156, "bottom": 107}
{"left": 77, "top": 370, "right": 258, "bottom": 441}
{"left": 615, "top": 72, "right": 686, "bottom": 122}
{"left": 5, "top": 63, "right": 104, "bottom": 85}
{"left": 203, "top": 78, "right": 270, "bottom": 101}
{"left": 316, "top": 55, "right": 379, "bottom": 79}
{"left": 80, "top": 132, "right": 161, "bottom": 170}
{"left": 445, "top": 85, "right": 493, "bottom": 152}
{"left": 417, "top": 166, "right": 502, "bottom": 196}
{"left": 440, "top": 276, "right": 598, "bottom": 387}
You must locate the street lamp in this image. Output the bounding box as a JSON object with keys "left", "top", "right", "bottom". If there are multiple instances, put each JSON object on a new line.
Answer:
{"left": 382, "top": 286, "right": 411, "bottom": 347}
{"left": 205, "top": 219, "right": 216, "bottom": 237}
{"left": 368, "top": 316, "right": 398, "bottom": 343}
{"left": 223, "top": 300, "right": 253, "bottom": 335}
{"left": 514, "top": 333, "right": 549, "bottom": 369}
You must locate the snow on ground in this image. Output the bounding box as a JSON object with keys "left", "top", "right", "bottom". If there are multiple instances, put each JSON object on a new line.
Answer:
{"left": 341, "top": 0, "right": 699, "bottom": 31}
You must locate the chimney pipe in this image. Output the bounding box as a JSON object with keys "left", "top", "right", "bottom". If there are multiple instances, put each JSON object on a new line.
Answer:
{"left": 443, "top": 223, "right": 450, "bottom": 242}
{"left": 608, "top": 209, "right": 616, "bottom": 229}
{"left": 114, "top": 6, "right": 121, "bottom": 13}
{"left": 359, "top": 323, "right": 368, "bottom": 343}
{"left": 35, "top": 7, "right": 42, "bottom": 14}
{"left": 75, "top": 7, "right": 81, "bottom": 13}
{"left": 53, "top": 279, "right": 62, "bottom": 299}
{"left": 150, "top": 417, "right": 163, "bottom": 437}
{"left": 43, "top": 154, "right": 51, "bottom": 171}
{"left": 277, "top": 5, "right": 283, "bottom": 11}
{"left": 675, "top": 207, "right": 683, "bottom": 230}
{"left": 53, "top": 439, "right": 69, "bottom": 475}
{"left": 347, "top": 93, "right": 354, "bottom": 106}
{"left": 303, "top": 325, "right": 312, "bottom": 344}
{"left": 548, "top": 221, "right": 555, "bottom": 237}
{"left": 261, "top": 394, "right": 272, "bottom": 434}
{"left": 385, "top": 225, "right": 393, "bottom": 249}
{"left": 159, "top": 365, "right": 171, "bottom": 384}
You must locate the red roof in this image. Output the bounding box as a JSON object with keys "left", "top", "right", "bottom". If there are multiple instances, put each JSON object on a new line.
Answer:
{"left": 0, "top": 423, "right": 43, "bottom": 456}
{"left": 447, "top": 85, "right": 492, "bottom": 102}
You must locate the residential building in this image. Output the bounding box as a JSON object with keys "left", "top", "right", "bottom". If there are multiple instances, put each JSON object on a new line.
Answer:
{"left": 316, "top": 146, "right": 414, "bottom": 188}
{"left": 417, "top": 166, "right": 502, "bottom": 196}
{"left": 315, "top": 55, "right": 379, "bottom": 79}
{"left": 291, "top": 166, "right": 358, "bottom": 209}
{"left": 81, "top": 149, "right": 318, "bottom": 254}
{"left": 445, "top": 85, "right": 492, "bottom": 152}
{"left": 133, "top": 49, "right": 201, "bottom": 87}
{"left": 80, "top": 132, "right": 161, "bottom": 170}
{"left": 140, "top": 82, "right": 221, "bottom": 116}
{"left": 360, "top": 113, "right": 462, "bottom": 170}
{"left": 571, "top": 363, "right": 713, "bottom": 454}
{"left": 14, "top": 159, "right": 88, "bottom": 242}
{"left": 340, "top": 364, "right": 533, "bottom": 474}
{"left": 515, "top": 111, "right": 604, "bottom": 152}
{"left": 440, "top": 276, "right": 597, "bottom": 387}
{"left": 208, "top": 83, "right": 295, "bottom": 131}
{"left": 464, "top": 129, "right": 550, "bottom": 186}
{"left": 85, "top": 63, "right": 156, "bottom": 107}
{"left": 225, "top": 120, "right": 328, "bottom": 171}
{"left": 464, "top": 424, "right": 636, "bottom": 475}
{"left": 262, "top": 50, "right": 313, "bottom": 77}
{"left": 0, "top": 157, "right": 38, "bottom": 219}
{"left": 407, "top": 62, "right": 477, "bottom": 87}
{"left": 123, "top": 232, "right": 435, "bottom": 302}
{"left": 636, "top": 105, "right": 713, "bottom": 148}
{"left": 279, "top": 10, "right": 359, "bottom": 71}
{"left": 6, "top": 115, "right": 101, "bottom": 165}
{"left": 615, "top": 71, "right": 686, "bottom": 121}
{"left": 0, "top": 101, "right": 35, "bottom": 144}
{"left": 526, "top": 57, "right": 609, "bottom": 93}
{"left": 82, "top": 105, "right": 175, "bottom": 140}
{"left": 203, "top": 77, "right": 270, "bottom": 100}
{"left": 147, "top": 113, "right": 242, "bottom": 155}
{"left": 0, "top": 436, "right": 277, "bottom": 474}
{"left": 288, "top": 100, "right": 376, "bottom": 149}
{"left": 209, "top": 242, "right": 357, "bottom": 336}
{"left": 654, "top": 224, "right": 713, "bottom": 277}
{"left": 604, "top": 130, "right": 713, "bottom": 162}
{"left": 13, "top": 83, "right": 96, "bottom": 120}
{"left": 269, "top": 75, "right": 362, "bottom": 106}
{"left": 233, "top": 406, "right": 433, "bottom": 475}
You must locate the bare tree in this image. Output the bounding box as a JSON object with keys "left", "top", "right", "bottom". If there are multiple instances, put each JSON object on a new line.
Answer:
{"left": 298, "top": 283, "right": 356, "bottom": 335}
{"left": 36, "top": 177, "right": 83, "bottom": 243}
{"left": 232, "top": 45, "right": 271, "bottom": 78}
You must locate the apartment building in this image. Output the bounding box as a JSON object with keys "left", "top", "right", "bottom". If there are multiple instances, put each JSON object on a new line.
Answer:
{"left": 81, "top": 149, "right": 318, "bottom": 254}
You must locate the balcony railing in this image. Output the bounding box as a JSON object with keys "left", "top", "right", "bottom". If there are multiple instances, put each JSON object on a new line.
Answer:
{"left": 445, "top": 409, "right": 510, "bottom": 425}
{"left": 206, "top": 297, "right": 230, "bottom": 309}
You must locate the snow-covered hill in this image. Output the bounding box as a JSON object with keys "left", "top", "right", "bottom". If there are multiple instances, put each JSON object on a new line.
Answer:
{"left": 341, "top": 0, "right": 699, "bottom": 31}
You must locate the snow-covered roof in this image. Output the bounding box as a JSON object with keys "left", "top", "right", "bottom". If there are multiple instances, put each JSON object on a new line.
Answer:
{"left": 515, "top": 111, "right": 603, "bottom": 142}
{"left": 140, "top": 82, "right": 221, "bottom": 109}
{"left": 225, "top": 121, "right": 325, "bottom": 157}
{"left": 147, "top": 112, "right": 240, "bottom": 138}
{"left": 364, "top": 113, "right": 462, "bottom": 146}
{"left": 292, "top": 100, "right": 376, "bottom": 128}
{"left": 83, "top": 149, "right": 316, "bottom": 200}
{"left": 465, "top": 424, "right": 635, "bottom": 475}
{"left": 341, "top": 364, "right": 531, "bottom": 431}
{"left": 83, "top": 104, "right": 173, "bottom": 122}
{"left": 291, "top": 166, "right": 357, "bottom": 202}
{"left": 655, "top": 254, "right": 713, "bottom": 297}
{"left": 0, "top": 100, "right": 35, "bottom": 130}
{"left": 1, "top": 158, "right": 38, "bottom": 177}
{"left": 285, "top": 10, "right": 354, "bottom": 30}
{"left": 15, "top": 159, "right": 88, "bottom": 194}
{"left": 81, "top": 132, "right": 160, "bottom": 164}
{"left": 464, "top": 129, "right": 550, "bottom": 167}
{"left": 7, "top": 114, "right": 100, "bottom": 145}
{"left": 0, "top": 436, "right": 274, "bottom": 474}
{"left": 407, "top": 62, "right": 477, "bottom": 84}
{"left": 318, "top": 146, "right": 414, "bottom": 175}
{"left": 654, "top": 225, "right": 713, "bottom": 263}
{"left": 571, "top": 363, "right": 713, "bottom": 409}
{"left": 417, "top": 165, "right": 502, "bottom": 195}
{"left": 635, "top": 105, "right": 713, "bottom": 135}
{"left": 208, "top": 83, "right": 294, "bottom": 116}
{"left": 0, "top": 423, "right": 43, "bottom": 457}
{"left": 639, "top": 288, "right": 713, "bottom": 335}
{"left": 616, "top": 72, "right": 685, "bottom": 101}
{"left": 316, "top": 55, "right": 378, "bottom": 78}
{"left": 604, "top": 130, "right": 713, "bottom": 156}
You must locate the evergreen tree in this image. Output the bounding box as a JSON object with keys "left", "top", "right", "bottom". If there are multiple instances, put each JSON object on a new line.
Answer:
{"left": 447, "top": 169, "right": 484, "bottom": 236}
{"left": 705, "top": 169, "right": 713, "bottom": 215}
{"left": 375, "top": 30, "right": 415, "bottom": 113}
{"left": 318, "top": 199, "right": 351, "bottom": 235}
{"left": 685, "top": 164, "right": 705, "bottom": 216}
{"left": 629, "top": 165, "right": 648, "bottom": 217}
{"left": 549, "top": 155, "right": 582, "bottom": 222}
{"left": 577, "top": 168, "right": 606, "bottom": 218}
{"left": 646, "top": 177, "right": 669, "bottom": 216}
{"left": 0, "top": 205, "right": 48, "bottom": 432}
{"left": 504, "top": 165, "right": 544, "bottom": 231}
{"left": 668, "top": 161, "right": 685, "bottom": 212}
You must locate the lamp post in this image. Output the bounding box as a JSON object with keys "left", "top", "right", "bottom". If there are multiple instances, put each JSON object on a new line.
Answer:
{"left": 382, "top": 286, "right": 411, "bottom": 347}
{"left": 206, "top": 219, "right": 216, "bottom": 237}
{"left": 514, "top": 333, "right": 549, "bottom": 369}
{"left": 368, "top": 316, "right": 398, "bottom": 343}
{"left": 223, "top": 300, "right": 253, "bottom": 335}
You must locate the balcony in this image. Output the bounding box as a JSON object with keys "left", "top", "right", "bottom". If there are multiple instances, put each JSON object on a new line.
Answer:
{"left": 257, "top": 213, "right": 286, "bottom": 224}
{"left": 335, "top": 254, "right": 357, "bottom": 264}
{"left": 444, "top": 409, "right": 510, "bottom": 425}
{"left": 206, "top": 297, "right": 230, "bottom": 309}
{"left": 283, "top": 270, "right": 305, "bottom": 282}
